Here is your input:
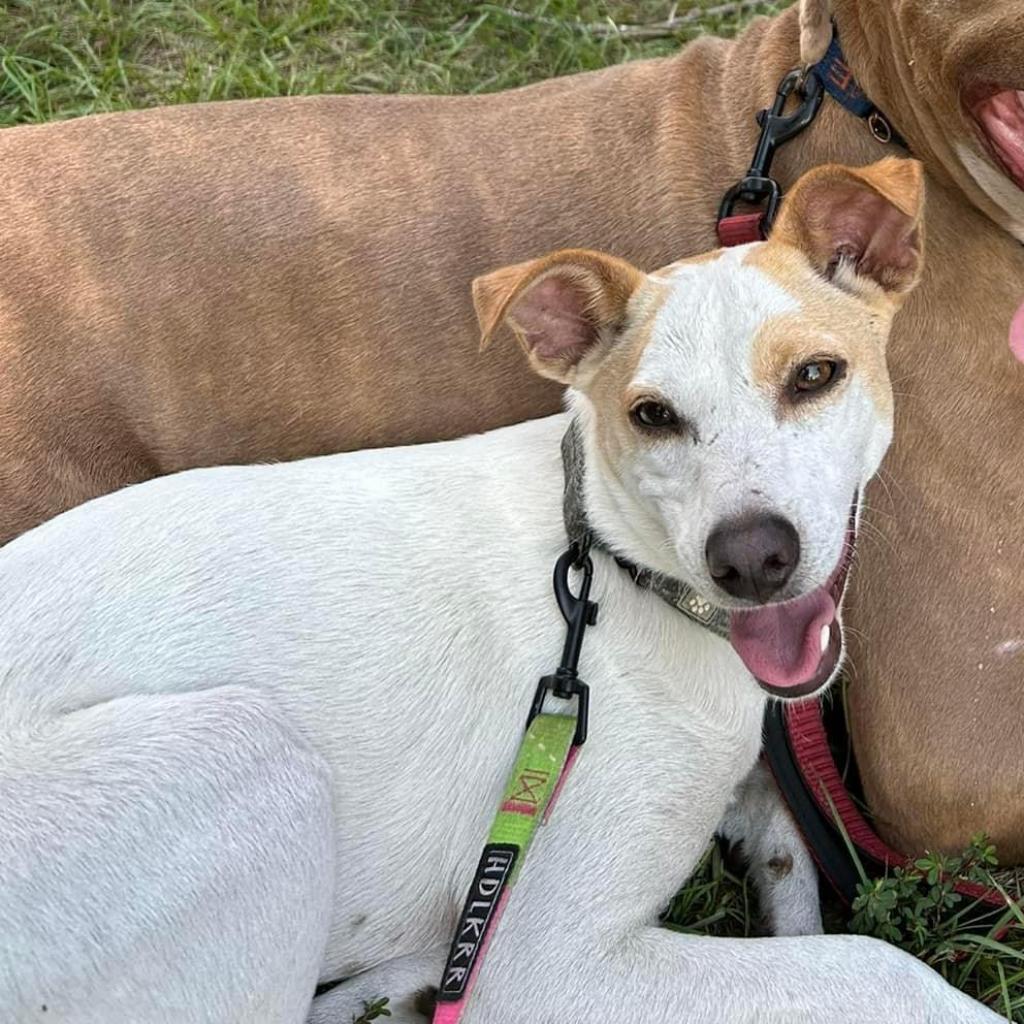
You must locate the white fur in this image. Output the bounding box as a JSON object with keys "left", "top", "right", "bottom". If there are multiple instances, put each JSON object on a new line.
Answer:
{"left": 719, "top": 762, "right": 824, "bottom": 938}
{"left": 0, "top": 260, "right": 998, "bottom": 1023}
{"left": 583, "top": 249, "right": 890, "bottom": 607}
{"left": 956, "top": 141, "right": 1024, "bottom": 242}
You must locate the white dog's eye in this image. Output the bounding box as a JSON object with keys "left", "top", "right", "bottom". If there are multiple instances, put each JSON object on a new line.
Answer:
{"left": 630, "top": 400, "right": 681, "bottom": 432}
{"left": 791, "top": 358, "right": 846, "bottom": 398}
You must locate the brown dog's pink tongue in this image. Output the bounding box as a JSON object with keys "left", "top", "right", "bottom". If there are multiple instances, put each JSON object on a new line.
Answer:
{"left": 729, "top": 588, "right": 836, "bottom": 690}
{"left": 1011, "top": 299, "right": 1024, "bottom": 364}
{"left": 976, "top": 89, "right": 1024, "bottom": 185}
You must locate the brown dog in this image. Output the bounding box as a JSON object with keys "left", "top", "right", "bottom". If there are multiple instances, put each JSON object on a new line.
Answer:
{"left": 0, "top": 0, "right": 1022, "bottom": 863}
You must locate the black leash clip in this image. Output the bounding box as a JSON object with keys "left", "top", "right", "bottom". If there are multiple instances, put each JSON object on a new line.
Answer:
{"left": 528, "top": 539, "right": 597, "bottom": 747}
{"left": 718, "top": 68, "right": 825, "bottom": 236}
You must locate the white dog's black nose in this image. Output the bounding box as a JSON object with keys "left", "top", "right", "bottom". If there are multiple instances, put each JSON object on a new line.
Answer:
{"left": 705, "top": 514, "right": 800, "bottom": 603}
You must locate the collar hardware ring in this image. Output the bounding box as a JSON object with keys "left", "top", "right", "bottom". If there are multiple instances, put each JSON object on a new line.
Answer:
{"left": 867, "top": 110, "right": 894, "bottom": 145}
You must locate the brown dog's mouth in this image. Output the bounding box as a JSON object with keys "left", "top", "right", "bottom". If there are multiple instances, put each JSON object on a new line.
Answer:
{"left": 969, "top": 86, "right": 1024, "bottom": 191}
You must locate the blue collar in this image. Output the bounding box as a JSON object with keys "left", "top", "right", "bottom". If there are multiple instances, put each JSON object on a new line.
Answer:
{"left": 810, "top": 30, "right": 908, "bottom": 150}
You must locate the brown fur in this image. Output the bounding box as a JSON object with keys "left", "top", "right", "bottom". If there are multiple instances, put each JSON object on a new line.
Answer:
{"left": 1, "top": 2, "right": 1023, "bottom": 859}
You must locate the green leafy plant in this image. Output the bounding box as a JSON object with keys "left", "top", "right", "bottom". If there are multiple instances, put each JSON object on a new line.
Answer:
{"left": 0, "top": 1, "right": 789, "bottom": 127}
{"left": 352, "top": 997, "right": 391, "bottom": 1024}
{"left": 852, "top": 833, "right": 999, "bottom": 950}
{"left": 850, "top": 833, "right": 1024, "bottom": 1021}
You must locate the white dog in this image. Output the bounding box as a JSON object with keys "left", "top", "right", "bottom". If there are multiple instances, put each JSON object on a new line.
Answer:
{"left": 0, "top": 157, "right": 1000, "bottom": 1024}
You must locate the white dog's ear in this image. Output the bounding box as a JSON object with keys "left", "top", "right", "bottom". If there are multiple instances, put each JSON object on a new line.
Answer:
{"left": 473, "top": 249, "right": 643, "bottom": 384}
{"left": 773, "top": 158, "right": 926, "bottom": 301}
{"left": 798, "top": 0, "right": 833, "bottom": 66}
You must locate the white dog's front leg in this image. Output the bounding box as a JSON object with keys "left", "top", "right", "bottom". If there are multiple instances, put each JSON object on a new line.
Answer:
{"left": 308, "top": 950, "right": 444, "bottom": 1024}
{"left": 0, "top": 686, "right": 334, "bottom": 1024}
{"left": 718, "top": 759, "right": 823, "bottom": 936}
{"left": 477, "top": 928, "right": 1003, "bottom": 1023}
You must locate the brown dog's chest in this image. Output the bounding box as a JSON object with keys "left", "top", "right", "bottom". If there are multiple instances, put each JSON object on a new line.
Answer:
{"left": 845, "top": 188, "right": 1024, "bottom": 859}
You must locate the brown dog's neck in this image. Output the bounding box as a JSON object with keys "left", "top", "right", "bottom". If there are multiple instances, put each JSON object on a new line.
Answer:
{"left": 655, "top": 4, "right": 885, "bottom": 231}
{"left": 662, "top": 5, "right": 808, "bottom": 150}
{"left": 831, "top": 0, "right": 1024, "bottom": 238}
{"left": 829, "top": 1, "right": 914, "bottom": 150}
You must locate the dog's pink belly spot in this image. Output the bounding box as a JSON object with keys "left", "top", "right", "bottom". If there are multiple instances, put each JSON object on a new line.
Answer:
{"left": 1011, "top": 299, "right": 1024, "bottom": 363}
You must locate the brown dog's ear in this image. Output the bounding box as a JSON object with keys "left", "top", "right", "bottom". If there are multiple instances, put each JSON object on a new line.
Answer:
{"left": 798, "top": 0, "right": 833, "bottom": 66}
{"left": 473, "top": 249, "right": 644, "bottom": 384}
{"left": 772, "top": 158, "right": 926, "bottom": 301}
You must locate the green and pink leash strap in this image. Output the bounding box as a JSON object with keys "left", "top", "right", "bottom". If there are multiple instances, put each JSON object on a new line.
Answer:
{"left": 432, "top": 711, "right": 580, "bottom": 1024}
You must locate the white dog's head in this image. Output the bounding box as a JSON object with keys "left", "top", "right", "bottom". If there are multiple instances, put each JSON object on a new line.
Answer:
{"left": 474, "top": 158, "right": 925, "bottom": 699}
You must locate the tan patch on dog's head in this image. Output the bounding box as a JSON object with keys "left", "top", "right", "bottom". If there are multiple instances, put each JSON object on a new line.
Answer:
{"left": 749, "top": 305, "right": 893, "bottom": 422}
{"left": 744, "top": 159, "right": 925, "bottom": 420}
{"left": 744, "top": 248, "right": 894, "bottom": 421}
{"left": 585, "top": 280, "right": 674, "bottom": 466}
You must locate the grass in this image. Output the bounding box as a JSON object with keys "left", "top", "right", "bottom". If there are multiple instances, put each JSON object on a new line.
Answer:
{"left": 3, "top": 0, "right": 1023, "bottom": 1018}
{"left": 0, "top": 0, "right": 787, "bottom": 126}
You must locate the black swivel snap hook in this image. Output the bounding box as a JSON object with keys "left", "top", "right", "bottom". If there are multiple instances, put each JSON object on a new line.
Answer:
{"left": 527, "top": 539, "right": 597, "bottom": 747}
{"left": 717, "top": 68, "right": 825, "bottom": 237}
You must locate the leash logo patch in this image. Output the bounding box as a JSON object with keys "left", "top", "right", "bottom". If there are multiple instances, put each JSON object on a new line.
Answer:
{"left": 437, "top": 843, "right": 517, "bottom": 1001}
{"left": 500, "top": 768, "right": 550, "bottom": 817}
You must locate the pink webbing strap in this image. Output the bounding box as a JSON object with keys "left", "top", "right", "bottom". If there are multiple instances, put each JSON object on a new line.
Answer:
{"left": 783, "top": 699, "right": 1003, "bottom": 907}
{"left": 784, "top": 699, "right": 903, "bottom": 865}
{"left": 432, "top": 890, "right": 512, "bottom": 1024}
{"left": 542, "top": 744, "right": 580, "bottom": 825}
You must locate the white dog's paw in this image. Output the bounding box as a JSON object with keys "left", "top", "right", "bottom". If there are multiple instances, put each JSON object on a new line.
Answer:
{"left": 755, "top": 849, "right": 824, "bottom": 937}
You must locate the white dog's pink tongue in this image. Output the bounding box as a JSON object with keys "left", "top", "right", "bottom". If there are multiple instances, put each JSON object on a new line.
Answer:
{"left": 729, "top": 587, "right": 836, "bottom": 690}
{"left": 1010, "top": 299, "right": 1024, "bottom": 364}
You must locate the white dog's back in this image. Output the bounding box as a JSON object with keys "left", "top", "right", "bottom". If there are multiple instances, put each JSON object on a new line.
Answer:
{"left": 0, "top": 411, "right": 758, "bottom": 992}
